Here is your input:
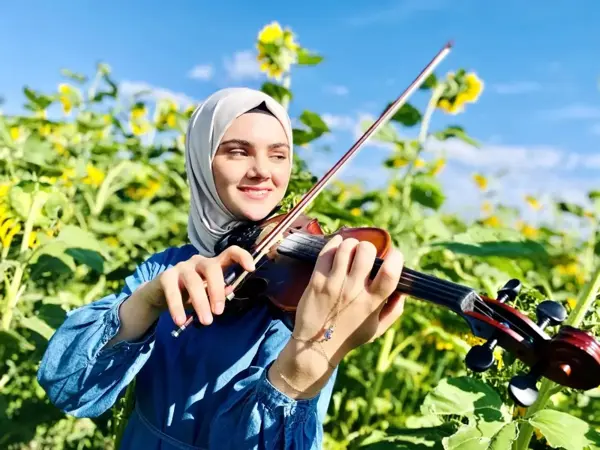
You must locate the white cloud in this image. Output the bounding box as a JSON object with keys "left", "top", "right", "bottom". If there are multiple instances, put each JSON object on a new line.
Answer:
{"left": 426, "top": 137, "right": 600, "bottom": 172}
{"left": 491, "top": 81, "right": 542, "bottom": 95}
{"left": 119, "top": 81, "right": 197, "bottom": 106}
{"left": 324, "top": 85, "right": 349, "bottom": 96}
{"left": 223, "top": 50, "right": 262, "bottom": 81}
{"left": 188, "top": 64, "right": 214, "bottom": 81}
{"left": 426, "top": 138, "right": 565, "bottom": 171}
{"left": 322, "top": 113, "right": 356, "bottom": 131}
{"left": 540, "top": 103, "right": 600, "bottom": 120}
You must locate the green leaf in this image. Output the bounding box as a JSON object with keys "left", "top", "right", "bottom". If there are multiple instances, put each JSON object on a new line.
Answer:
{"left": 433, "top": 125, "right": 480, "bottom": 147}
{"left": 0, "top": 329, "right": 35, "bottom": 353}
{"left": 359, "top": 423, "right": 457, "bottom": 449}
{"left": 292, "top": 128, "right": 315, "bottom": 146}
{"left": 433, "top": 240, "right": 549, "bottom": 261}
{"left": 60, "top": 69, "right": 88, "bottom": 83}
{"left": 442, "top": 420, "right": 508, "bottom": 450}
{"left": 43, "top": 191, "right": 74, "bottom": 222}
{"left": 489, "top": 422, "right": 518, "bottom": 450}
{"left": 29, "top": 241, "right": 76, "bottom": 280}
{"left": 411, "top": 175, "right": 446, "bottom": 210}
{"left": 556, "top": 201, "right": 586, "bottom": 218}
{"left": 419, "top": 73, "right": 438, "bottom": 90}
{"left": 23, "top": 87, "right": 54, "bottom": 110}
{"left": 385, "top": 102, "right": 422, "bottom": 127}
{"left": 9, "top": 184, "right": 33, "bottom": 220}
{"left": 431, "top": 225, "right": 550, "bottom": 261}
{"left": 260, "top": 82, "right": 292, "bottom": 105}
{"left": 20, "top": 316, "right": 55, "bottom": 341}
{"left": 299, "top": 110, "right": 329, "bottom": 136}
{"left": 0, "top": 115, "right": 12, "bottom": 144}
{"left": 421, "top": 377, "right": 507, "bottom": 423}
{"left": 22, "top": 134, "right": 56, "bottom": 167}
{"left": 359, "top": 119, "right": 400, "bottom": 143}
{"left": 65, "top": 248, "right": 104, "bottom": 273}
{"left": 57, "top": 225, "right": 103, "bottom": 252}
{"left": 56, "top": 225, "right": 105, "bottom": 272}
{"left": 528, "top": 409, "right": 600, "bottom": 450}
{"left": 296, "top": 48, "right": 323, "bottom": 66}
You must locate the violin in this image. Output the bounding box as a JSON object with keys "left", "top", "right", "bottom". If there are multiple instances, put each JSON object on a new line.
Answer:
{"left": 170, "top": 42, "right": 600, "bottom": 407}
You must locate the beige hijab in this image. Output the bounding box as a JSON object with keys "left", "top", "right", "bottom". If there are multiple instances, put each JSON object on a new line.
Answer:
{"left": 184, "top": 87, "right": 293, "bottom": 256}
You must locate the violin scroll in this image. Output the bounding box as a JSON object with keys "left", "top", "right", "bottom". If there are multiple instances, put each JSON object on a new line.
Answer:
{"left": 463, "top": 279, "right": 600, "bottom": 407}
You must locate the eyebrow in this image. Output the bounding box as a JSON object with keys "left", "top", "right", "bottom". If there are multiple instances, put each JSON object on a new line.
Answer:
{"left": 219, "top": 139, "right": 289, "bottom": 150}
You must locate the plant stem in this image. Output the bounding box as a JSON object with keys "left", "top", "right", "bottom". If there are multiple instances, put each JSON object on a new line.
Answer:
{"left": 2, "top": 191, "right": 46, "bottom": 330}
{"left": 362, "top": 328, "right": 395, "bottom": 427}
{"left": 1, "top": 264, "right": 23, "bottom": 331}
{"left": 513, "top": 264, "right": 600, "bottom": 450}
{"left": 401, "top": 84, "right": 444, "bottom": 211}
{"left": 281, "top": 74, "right": 291, "bottom": 111}
{"left": 93, "top": 161, "right": 129, "bottom": 216}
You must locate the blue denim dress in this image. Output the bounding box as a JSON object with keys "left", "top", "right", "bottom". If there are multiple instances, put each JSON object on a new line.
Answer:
{"left": 37, "top": 244, "right": 337, "bottom": 449}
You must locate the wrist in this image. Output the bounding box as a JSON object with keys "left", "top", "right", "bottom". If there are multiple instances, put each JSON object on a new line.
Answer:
{"left": 140, "top": 278, "right": 168, "bottom": 312}
{"left": 267, "top": 338, "right": 337, "bottom": 399}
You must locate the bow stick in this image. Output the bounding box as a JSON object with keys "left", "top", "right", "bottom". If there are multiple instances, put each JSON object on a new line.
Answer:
{"left": 172, "top": 41, "right": 453, "bottom": 337}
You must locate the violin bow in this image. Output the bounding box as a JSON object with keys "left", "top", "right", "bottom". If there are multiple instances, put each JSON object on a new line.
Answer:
{"left": 172, "top": 41, "right": 453, "bottom": 337}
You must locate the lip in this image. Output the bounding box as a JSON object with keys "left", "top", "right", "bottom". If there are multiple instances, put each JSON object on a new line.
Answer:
{"left": 237, "top": 186, "right": 273, "bottom": 191}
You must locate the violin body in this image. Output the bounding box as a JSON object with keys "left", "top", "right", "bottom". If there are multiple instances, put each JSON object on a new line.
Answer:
{"left": 220, "top": 213, "right": 394, "bottom": 312}
{"left": 211, "top": 212, "right": 600, "bottom": 406}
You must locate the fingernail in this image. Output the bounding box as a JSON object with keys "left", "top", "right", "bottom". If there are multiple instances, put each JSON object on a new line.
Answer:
{"left": 215, "top": 302, "right": 224, "bottom": 314}
{"left": 203, "top": 313, "right": 213, "bottom": 324}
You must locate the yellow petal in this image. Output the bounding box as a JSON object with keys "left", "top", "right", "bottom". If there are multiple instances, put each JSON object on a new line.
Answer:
{"left": 473, "top": 173, "right": 488, "bottom": 190}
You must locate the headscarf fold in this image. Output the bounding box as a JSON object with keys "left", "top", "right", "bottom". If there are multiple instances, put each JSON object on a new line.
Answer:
{"left": 184, "top": 87, "right": 293, "bottom": 256}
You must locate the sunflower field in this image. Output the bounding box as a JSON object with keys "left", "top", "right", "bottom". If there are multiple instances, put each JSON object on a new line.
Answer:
{"left": 1, "top": 21, "right": 599, "bottom": 450}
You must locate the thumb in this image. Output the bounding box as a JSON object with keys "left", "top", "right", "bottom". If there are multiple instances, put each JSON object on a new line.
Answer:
{"left": 218, "top": 245, "right": 256, "bottom": 272}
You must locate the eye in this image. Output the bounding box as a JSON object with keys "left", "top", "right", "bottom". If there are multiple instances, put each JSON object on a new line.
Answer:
{"left": 228, "top": 148, "right": 247, "bottom": 157}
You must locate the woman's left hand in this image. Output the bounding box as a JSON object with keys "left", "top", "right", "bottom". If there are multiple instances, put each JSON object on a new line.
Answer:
{"left": 293, "top": 235, "right": 406, "bottom": 365}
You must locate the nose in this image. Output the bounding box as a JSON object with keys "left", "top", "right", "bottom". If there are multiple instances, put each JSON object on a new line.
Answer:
{"left": 247, "top": 155, "right": 271, "bottom": 179}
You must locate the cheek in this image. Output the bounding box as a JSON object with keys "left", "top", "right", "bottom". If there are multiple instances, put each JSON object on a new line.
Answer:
{"left": 271, "top": 163, "right": 291, "bottom": 188}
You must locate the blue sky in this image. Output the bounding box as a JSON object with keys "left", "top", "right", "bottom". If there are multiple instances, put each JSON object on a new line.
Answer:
{"left": 2, "top": 0, "right": 600, "bottom": 224}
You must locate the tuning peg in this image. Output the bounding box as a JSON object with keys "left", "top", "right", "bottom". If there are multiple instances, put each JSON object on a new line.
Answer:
{"left": 465, "top": 279, "right": 522, "bottom": 373}
{"left": 536, "top": 300, "right": 567, "bottom": 330}
{"left": 465, "top": 344, "right": 496, "bottom": 372}
{"left": 508, "top": 367, "right": 542, "bottom": 407}
{"left": 496, "top": 278, "right": 521, "bottom": 303}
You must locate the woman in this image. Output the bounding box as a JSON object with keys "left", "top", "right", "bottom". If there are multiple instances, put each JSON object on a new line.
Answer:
{"left": 37, "top": 87, "right": 407, "bottom": 449}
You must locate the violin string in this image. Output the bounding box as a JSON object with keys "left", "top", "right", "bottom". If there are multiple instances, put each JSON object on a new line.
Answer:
{"left": 283, "top": 232, "right": 478, "bottom": 300}
{"left": 280, "top": 232, "right": 535, "bottom": 341}
{"left": 282, "top": 233, "right": 536, "bottom": 341}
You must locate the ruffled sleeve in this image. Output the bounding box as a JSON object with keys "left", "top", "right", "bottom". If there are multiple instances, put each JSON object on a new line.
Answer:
{"left": 36, "top": 248, "right": 176, "bottom": 418}
{"left": 208, "top": 321, "right": 337, "bottom": 450}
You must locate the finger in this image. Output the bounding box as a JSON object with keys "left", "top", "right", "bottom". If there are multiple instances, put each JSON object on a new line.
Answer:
{"left": 312, "top": 234, "right": 343, "bottom": 282}
{"left": 200, "top": 261, "right": 226, "bottom": 315}
{"left": 347, "top": 241, "right": 377, "bottom": 289}
{"left": 218, "top": 245, "right": 256, "bottom": 272}
{"left": 181, "top": 267, "right": 213, "bottom": 325}
{"left": 160, "top": 270, "right": 186, "bottom": 326}
{"left": 369, "top": 248, "right": 403, "bottom": 301}
{"left": 329, "top": 237, "right": 359, "bottom": 281}
{"left": 377, "top": 292, "right": 406, "bottom": 328}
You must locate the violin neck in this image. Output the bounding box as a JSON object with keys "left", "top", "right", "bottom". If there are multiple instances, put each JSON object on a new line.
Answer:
{"left": 276, "top": 235, "right": 477, "bottom": 316}
{"left": 373, "top": 260, "right": 477, "bottom": 315}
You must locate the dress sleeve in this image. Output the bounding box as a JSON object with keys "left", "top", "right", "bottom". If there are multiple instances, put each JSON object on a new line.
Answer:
{"left": 36, "top": 250, "right": 170, "bottom": 418}
{"left": 208, "top": 322, "right": 337, "bottom": 450}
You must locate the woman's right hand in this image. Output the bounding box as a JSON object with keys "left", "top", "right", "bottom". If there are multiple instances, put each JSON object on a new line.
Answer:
{"left": 148, "top": 246, "right": 257, "bottom": 327}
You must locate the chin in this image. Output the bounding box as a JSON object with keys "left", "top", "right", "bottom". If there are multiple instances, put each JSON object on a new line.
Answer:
{"left": 238, "top": 206, "right": 277, "bottom": 222}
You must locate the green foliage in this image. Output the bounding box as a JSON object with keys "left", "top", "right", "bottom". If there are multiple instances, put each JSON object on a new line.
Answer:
{"left": 1, "top": 21, "right": 599, "bottom": 450}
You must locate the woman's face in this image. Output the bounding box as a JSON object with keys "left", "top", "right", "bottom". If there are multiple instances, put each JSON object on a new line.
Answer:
{"left": 212, "top": 111, "right": 291, "bottom": 222}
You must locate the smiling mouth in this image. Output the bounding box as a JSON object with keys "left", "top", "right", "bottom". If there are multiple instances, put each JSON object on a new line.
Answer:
{"left": 237, "top": 187, "right": 272, "bottom": 199}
